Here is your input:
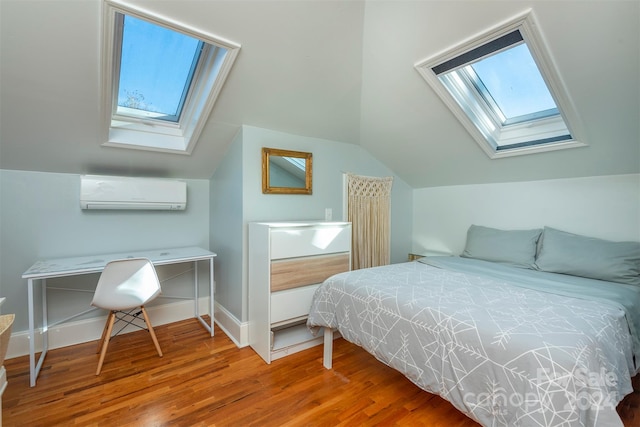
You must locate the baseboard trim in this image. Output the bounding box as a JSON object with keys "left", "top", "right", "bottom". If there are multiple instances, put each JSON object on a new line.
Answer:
{"left": 7, "top": 298, "right": 212, "bottom": 359}
{"left": 6, "top": 299, "right": 250, "bottom": 360}
{"left": 213, "top": 302, "right": 249, "bottom": 348}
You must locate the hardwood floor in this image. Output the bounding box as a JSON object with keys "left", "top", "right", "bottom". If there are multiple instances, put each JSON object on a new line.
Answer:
{"left": 3, "top": 318, "right": 639, "bottom": 426}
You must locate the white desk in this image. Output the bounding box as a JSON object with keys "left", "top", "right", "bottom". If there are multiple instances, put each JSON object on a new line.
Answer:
{"left": 22, "top": 246, "right": 216, "bottom": 387}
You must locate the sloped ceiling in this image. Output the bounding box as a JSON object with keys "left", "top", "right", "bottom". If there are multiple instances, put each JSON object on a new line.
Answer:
{"left": 1, "top": 0, "right": 638, "bottom": 189}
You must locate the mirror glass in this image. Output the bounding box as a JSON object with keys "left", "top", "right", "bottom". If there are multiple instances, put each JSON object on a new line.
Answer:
{"left": 262, "top": 148, "right": 312, "bottom": 194}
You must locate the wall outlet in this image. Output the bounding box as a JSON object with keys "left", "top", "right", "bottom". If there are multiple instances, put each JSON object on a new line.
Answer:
{"left": 325, "top": 208, "right": 332, "bottom": 221}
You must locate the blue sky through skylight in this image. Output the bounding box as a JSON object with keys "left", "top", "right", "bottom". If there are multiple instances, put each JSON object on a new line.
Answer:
{"left": 470, "top": 43, "right": 557, "bottom": 120}
{"left": 118, "top": 15, "right": 202, "bottom": 119}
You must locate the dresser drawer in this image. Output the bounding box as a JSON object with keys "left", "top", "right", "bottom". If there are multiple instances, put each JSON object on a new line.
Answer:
{"left": 271, "top": 284, "right": 320, "bottom": 325}
{"left": 270, "top": 253, "right": 350, "bottom": 292}
{"left": 270, "top": 225, "right": 351, "bottom": 260}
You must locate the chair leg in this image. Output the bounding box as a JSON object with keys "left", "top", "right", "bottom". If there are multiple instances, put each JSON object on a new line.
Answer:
{"left": 140, "top": 306, "right": 163, "bottom": 357}
{"left": 96, "top": 311, "right": 114, "bottom": 355}
{"left": 96, "top": 311, "right": 116, "bottom": 375}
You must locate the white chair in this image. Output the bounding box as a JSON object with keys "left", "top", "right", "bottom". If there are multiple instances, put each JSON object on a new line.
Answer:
{"left": 91, "top": 258, "right": 163, "bottom": 375}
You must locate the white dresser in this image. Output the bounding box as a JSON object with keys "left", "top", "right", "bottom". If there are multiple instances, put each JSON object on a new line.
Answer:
{"left": 248, "top": 221, "right": 352, "bottom": 363}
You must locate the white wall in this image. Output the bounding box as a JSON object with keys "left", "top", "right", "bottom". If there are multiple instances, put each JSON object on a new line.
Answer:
{"left": 412, "top": 174, "right": 640, "bottom": 256}
{"left": 241, "top": 125, "right": 413, "bottom": 264}
{"left": 0, "top": 170, "right": 211, "bottom": 355}
{"left": 209, "top": 129, "right": 245, "bottom": 342}
{"left": 241, "top": 124, "right": 413, "bottom": 317}
{"left": 209, "top": 125, "right": 413, "bottom": 345}
{"left": 359, "top": 1, "right": 640, "bottom": 189}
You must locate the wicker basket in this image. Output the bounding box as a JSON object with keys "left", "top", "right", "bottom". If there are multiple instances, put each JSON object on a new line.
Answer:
{"left": 0, "top": 314, "right": 15, "bottom": 366}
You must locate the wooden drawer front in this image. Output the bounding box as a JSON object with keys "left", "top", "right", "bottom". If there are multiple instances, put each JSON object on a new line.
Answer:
{"left": 270, "top": 253, "right": 350, "bottom": 292}
{"left": 270, "top": 225, "right": 350, "bottom": 260}
{"left": 271, "top": 284, "right": 320, "bottom": 324}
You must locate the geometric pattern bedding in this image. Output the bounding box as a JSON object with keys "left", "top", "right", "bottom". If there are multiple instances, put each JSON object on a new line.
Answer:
{"left": 307, "top": 260, "right": 636, "bottom": 427}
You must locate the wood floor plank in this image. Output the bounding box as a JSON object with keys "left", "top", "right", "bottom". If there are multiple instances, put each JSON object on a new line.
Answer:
{"left": 3, "top": 318, "right": 638, "bottom": 426}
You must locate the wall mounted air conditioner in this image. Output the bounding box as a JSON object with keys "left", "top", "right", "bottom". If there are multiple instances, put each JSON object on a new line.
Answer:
{"left": 80, "top": 175, "right": 187, "bottom": 210}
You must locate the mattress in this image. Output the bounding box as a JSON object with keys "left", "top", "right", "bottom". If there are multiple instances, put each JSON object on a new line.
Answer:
{"left": 307, "top": 256, "right": 640, "bottom": 427}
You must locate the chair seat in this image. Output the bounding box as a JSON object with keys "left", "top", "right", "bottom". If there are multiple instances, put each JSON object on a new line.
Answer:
{"left": 92, "top": 288, "right": 156, "bottom": 311}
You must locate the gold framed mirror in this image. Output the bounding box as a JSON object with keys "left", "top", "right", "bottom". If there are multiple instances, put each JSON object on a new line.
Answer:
{"left": 262, "top": 148, "right": 313, "bottom": 194}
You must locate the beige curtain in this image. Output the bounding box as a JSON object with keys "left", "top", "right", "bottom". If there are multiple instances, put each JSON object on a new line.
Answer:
{"left": 347, "top": 173, "right": 393, "bottom": 270}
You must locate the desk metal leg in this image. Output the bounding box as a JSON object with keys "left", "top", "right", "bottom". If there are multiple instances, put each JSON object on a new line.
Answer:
{"left": 28, "top": 279, "right": 35, "bottom": 387}
{"left": 42, "top": 279, "right": 48, "bottom": 363}
{"left": 28, "top": 279, "right": 49, "bottom": 387}
{"left": 209, "top": 257, "right": 214, "bottom": 336}
{"left": 194, "top": 261, "right": 199, "bottom": 319}
{"left": 194, "top": 258, "right": 215, "bottom": 336}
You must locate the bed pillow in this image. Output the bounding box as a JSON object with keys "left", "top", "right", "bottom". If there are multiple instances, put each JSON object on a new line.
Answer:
{"left": 461, "top": 225, "right": 542, "bottom": 269}
{"left": 535, "top": 227, "right": 640, "bottom": 286}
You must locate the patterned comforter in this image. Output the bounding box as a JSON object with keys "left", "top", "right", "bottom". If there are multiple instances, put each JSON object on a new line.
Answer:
{"left": 307, "top": 257, "right": 639, "bottom": 427}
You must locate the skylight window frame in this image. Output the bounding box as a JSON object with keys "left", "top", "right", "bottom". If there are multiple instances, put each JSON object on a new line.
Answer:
{"left": 465, "top": 64, "right": 509, "bottom": 124}
{"left": 101, "top": 0, "right": 240, "bottom": 154}
{"left": 414, "top": 10, "right": 586, "bottom": 159}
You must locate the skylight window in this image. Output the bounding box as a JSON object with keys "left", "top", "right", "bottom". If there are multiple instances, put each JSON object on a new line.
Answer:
{"left": 415, "top": 11, "right": 585, "bottom": 158}
{"left": 116, "top": 15, "right": 203, "bottom": 123}
{"left": 470, "top": 43, "right": 557, "bottom": 122}
{"left": 102, "top": 0, "right": 240, "bottom": 154}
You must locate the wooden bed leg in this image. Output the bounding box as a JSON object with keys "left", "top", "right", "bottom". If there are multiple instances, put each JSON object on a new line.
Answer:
{"left": 323, "top": 327, "right": 333, "bottom": 369}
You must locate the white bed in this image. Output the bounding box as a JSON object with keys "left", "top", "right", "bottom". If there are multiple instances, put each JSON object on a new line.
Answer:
{"left": 307, "top": 226, "right": 640, "bottom": 427}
